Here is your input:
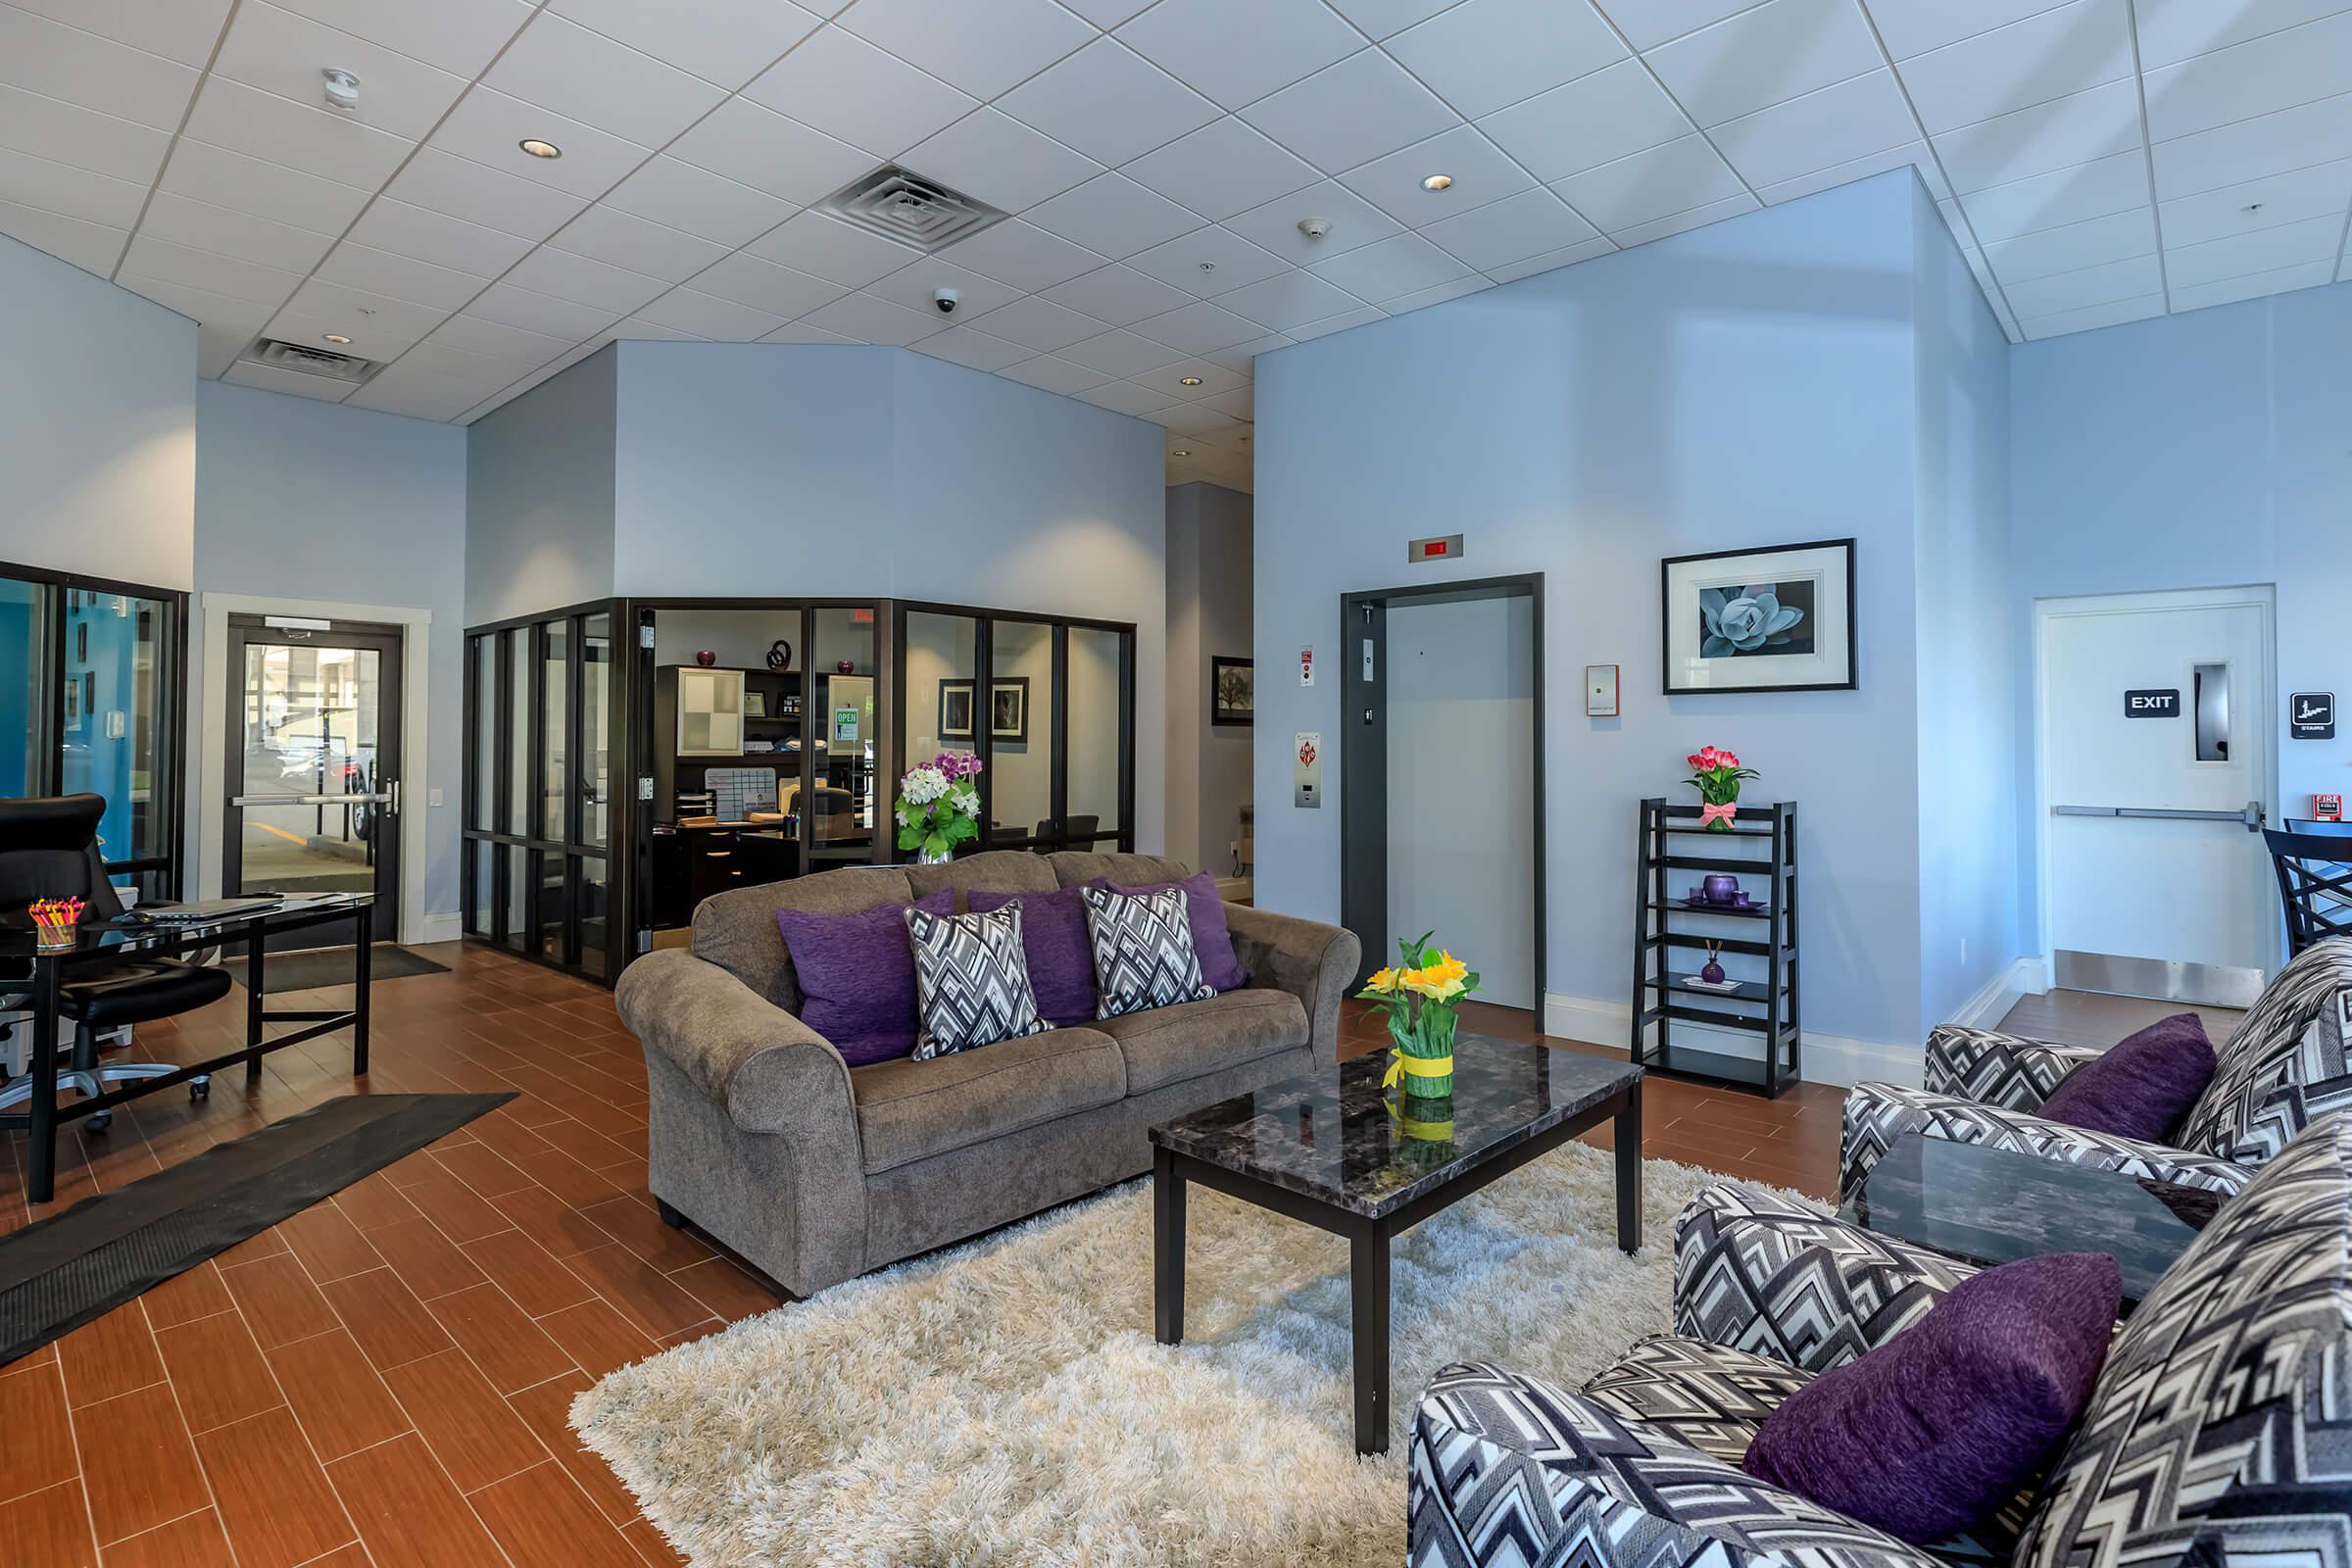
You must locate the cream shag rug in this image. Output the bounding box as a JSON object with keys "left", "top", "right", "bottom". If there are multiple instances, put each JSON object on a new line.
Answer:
{"left": 574, "top": 1144, "right": 1788, "bottom": 1567}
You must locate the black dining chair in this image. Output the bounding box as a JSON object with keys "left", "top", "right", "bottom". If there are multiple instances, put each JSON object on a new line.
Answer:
{"left": 2264, "top": 824, "right": 2352, "bottom": 959}
{"left": 0, "top": 795, "right": 222, "bottom": 1130}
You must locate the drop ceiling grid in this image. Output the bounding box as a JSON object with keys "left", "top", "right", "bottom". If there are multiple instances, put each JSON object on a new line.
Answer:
{"left": 0, "top": 0, "right": 2348, "bottom": 484}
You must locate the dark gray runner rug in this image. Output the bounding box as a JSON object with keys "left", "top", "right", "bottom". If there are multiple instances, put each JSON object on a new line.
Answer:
{"left": 0, "top": 1092, "right": 511, "bottom": 1366}
{"left": 225, "top": 943, "right": 451, "bottom": 993}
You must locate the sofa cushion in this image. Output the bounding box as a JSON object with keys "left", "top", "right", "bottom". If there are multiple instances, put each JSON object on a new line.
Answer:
{"left": 2175, "top": 937, "right": 2352, "bottom": 1162}
{"left": 1082, "top": 885, "right": 1214, "bottom": 1018}
{"left": 2038, "top": 1012, "right": 2216, "bottom": 1143}
{"left": 1092, "top": 985, "right": 1307, "bottom": 1094}
{"left": 969, "top": 885, "right": 1096, "bottom": 1027}
{"left": 1047, "top": 850, "right": 1190, "bottom": 891}
{"left": 1087, "top": 870, "right": 1250, "bottom": 992}
{"left": 774, "top": 889, "right": 954, "bottom": 1066}
{"left": 693, "top": 866, "right": 915, "bottom": 1010}
{"left": 905, "top": 849, "right": 1056, "bottom": 904}
{"left": 849, "top": 1027, "right": 1126, "bottom": 1174}
{"left": 906, "top": 903, "right": 1053, "bottom": 1059}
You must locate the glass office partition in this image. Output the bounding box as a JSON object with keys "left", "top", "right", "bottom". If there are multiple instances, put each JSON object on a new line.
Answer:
{"left": 988, "top": 618, "right": 1053, "bottom": 846}
{"left": 541, "top": 618, "right": 568, "bottom": 841}
{"left": 808, "top": 607, "right": 878, "bottom": 867}
{"left": 0, "top": 576, "right": 47, "bottom": 799}
{"left": 581, "top": 612, "right": 612, "bottom": 850}
{"left": 1065, "top": 623, "right": 1128, "bottom": 848}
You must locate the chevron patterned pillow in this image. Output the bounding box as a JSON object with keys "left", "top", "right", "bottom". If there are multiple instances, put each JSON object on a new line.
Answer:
{"left": 905, "top": 903, "right": 1054, "bottom": 1061}
{"left": 1080, "top": 884, "right": 1215, "bottom": 1019}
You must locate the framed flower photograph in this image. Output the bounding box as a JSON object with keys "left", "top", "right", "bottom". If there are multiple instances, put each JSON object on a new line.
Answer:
{"left": 1661, "top": 538, "right": 1856, "bottom": 694}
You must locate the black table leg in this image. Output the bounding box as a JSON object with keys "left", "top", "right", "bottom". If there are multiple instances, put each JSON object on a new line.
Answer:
{"left": 1616, "top": 1081, "right": 1643, "bottom": 1254}
{"left": 1351, "top": 1226, "right": 1391, "bottom": 1455}
{"left": 1153, "top": 1147, "right": 1185, "bottom": 1346}
{"left": 353, "top": 902, "right": 373, "bottom": 1077}
{"left": 245, "top": 924, "right": 267, "bottom": 1083}
{"left": 26, "top": 956, "right": 61, "bottom": 1205}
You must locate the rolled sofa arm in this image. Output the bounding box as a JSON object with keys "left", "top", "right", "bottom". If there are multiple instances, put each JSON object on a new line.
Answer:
{"left": 1924, "top": 1024, "right": 2101, "bottom": 1105}
{"left": 615, "top": 949, "right": 856, "bottom": 1136}
{"left": 1225, "top": 904, "right": 1361, "bottom": 1066}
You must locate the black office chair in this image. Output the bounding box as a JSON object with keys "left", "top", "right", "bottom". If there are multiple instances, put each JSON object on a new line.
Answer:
{"left": 2264, "top": 825, "right": 2352, "bottom": 959}
{"left": 1030, "top": 814, "right": 1101, "bottom": 853}
{"left": 0, "top": 795, "right": 222, "bottom": 1131}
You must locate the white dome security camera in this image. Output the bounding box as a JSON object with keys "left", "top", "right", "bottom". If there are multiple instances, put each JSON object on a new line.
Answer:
{"left": 1298, "top": 217, "right": 1331, "bottom": 240}
{"left": 934, "top": 287, "right": 958, "bottom": 315}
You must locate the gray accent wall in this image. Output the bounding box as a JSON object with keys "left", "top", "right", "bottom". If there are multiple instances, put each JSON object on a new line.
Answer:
{"left": 1165, "top": 481, "right": 1253, "bottom": 876}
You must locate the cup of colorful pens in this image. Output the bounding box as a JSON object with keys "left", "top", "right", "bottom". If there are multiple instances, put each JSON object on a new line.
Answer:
{"left": 29, "top": 897, "right": 84, "bottom": 950}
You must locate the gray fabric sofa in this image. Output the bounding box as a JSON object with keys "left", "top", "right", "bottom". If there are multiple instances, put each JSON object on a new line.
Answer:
{"left": 615, "top": 850, "right": 1360, "bottom": 1298}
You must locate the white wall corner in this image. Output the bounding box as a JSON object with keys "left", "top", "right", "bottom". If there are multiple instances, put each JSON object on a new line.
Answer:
{"left": 1944, "top": 955, "right": 2044, "bottom": 1032}
{"left": 417, "top": 911, "right": 465, "bottom": 946}
{"left": 1542, "top": 991, "right": 1923, "bottom": 1091}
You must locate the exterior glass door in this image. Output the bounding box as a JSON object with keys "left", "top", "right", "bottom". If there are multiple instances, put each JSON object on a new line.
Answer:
{"left": 223, "top": 617, "right": 402, "bottom": 948}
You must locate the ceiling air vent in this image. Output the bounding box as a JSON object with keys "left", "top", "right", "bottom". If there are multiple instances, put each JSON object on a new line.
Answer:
{"left": 238, "top": 338, "right": 383, "bottom": 385}
{"left": 818, "top": 165, "right": 1006, "bottom": 253}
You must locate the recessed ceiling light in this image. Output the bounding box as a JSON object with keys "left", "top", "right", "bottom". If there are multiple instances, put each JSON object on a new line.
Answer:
{"left": 1172, "top": 449, "right": 1192, "bottom": 458}
{"left": 321, "top": 333, "right": 353, "bottom": 345}
{"left": 1422, "top": 173, "right": 1453, "bottom": 192}
{"left": 1179, "top": 376, "right": 1202, "bottom": 386}
{"left": 519, "top": 138, "right": 563, "bottom": 160}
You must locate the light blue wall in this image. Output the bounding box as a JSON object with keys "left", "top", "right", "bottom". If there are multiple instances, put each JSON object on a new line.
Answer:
{"left": 466, "top": 345, "right": 617, "bottom": 626}
{"left": 1255, "top": 172, "right": 1939, "bottom": 1054}
{"left": 2009, "top": 282, "right": 2352, "bottom": 954}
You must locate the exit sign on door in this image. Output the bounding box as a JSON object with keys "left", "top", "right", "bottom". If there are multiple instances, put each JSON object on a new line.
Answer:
{"left": 2124, "top": 688, "right": 2180, "bottom": 717}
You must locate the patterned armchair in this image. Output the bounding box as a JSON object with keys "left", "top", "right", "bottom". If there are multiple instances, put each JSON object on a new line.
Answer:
{"left": 1839, "top": 938, "right": 2352, "bottom": 1198}
{"left": 1412, "top": 1115, "right": 2352, "bottom": 1568}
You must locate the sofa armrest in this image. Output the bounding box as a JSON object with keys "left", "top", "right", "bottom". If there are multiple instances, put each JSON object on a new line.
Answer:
{"left": 1925, "top": 1024, "right": 2102, "bottom": 1105}
{"left": 1839, "top": 1081, "right": 2259, "bottom": 1200}
{"left": 615, "top": 949, "right": 856, "bottom": 1136}
{"left": 1673, "top": 1182, "right": 1981, "bottom": 1374}
{"left": 1225, "top": 904, "right": 1360, "bottom": 1067}
{"left": 1410, "top": 1362, "right": 1947, "bottom": 1568}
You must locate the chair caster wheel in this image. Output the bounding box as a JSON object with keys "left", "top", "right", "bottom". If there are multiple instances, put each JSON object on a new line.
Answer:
{"left": 190, "top": 1078, "right": 211, "bottom": 1101}
{"left": 87, "top": 1110, "right": 112, "bottom": 1133}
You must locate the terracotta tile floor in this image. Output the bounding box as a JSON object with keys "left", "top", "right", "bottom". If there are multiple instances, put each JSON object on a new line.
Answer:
{"left": 0, "top": 944, "right": 1871, "bottom": 1565}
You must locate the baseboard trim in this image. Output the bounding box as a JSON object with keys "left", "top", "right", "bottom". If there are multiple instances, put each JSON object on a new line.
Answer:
{"left": 415, "top": 911, "right": 464, "bottom": 946}
{"left": 1944, "top": 956, "right": 2042, "bottom": 1032}
{"left": 1540, "top": 992, "right": 1922, "bottom": 1091}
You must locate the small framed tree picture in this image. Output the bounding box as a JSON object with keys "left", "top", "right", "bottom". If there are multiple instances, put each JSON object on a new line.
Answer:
{"left": 1661, "top": 539, "right": 1856, "bottom": 694}
{"left": 1211, "top": 657, "right": 1253, "bottom": 725}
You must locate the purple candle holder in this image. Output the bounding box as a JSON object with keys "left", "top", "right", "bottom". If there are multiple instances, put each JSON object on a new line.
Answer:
{"left": 1701, "top": 873, "right": 1740, "bottom": 906}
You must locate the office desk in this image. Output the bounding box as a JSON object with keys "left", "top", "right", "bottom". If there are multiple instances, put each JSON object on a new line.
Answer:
{"left": 1, "top": 894, "right": 374, "bottom": 1203}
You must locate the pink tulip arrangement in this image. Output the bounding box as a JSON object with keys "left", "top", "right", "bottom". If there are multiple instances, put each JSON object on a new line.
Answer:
{"left": 1685, "top": 745, "right": 1759, "bottom": 831}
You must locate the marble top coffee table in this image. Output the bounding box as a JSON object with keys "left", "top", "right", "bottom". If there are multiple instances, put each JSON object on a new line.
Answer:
{"left": 1148, "top": 1037, "right": 1643, "bottom": 1455}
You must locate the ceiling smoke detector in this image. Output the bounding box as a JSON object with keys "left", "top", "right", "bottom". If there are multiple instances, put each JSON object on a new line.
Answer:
{"left": 321, "top": 68, "right": 360, "bottom": 113}
{"left": 1298, "top": 217, "right": 1331, "bottom": 239}
{"left": 819, "top": 165, "right": 1006, "bottom": 253}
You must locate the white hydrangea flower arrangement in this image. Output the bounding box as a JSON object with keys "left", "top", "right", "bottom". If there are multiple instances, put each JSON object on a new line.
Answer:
{"left": 896, "top": 751, "right": 983, "bottom": 863}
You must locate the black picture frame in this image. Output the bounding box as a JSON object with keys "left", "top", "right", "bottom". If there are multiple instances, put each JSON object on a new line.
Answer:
{"left": 990, "top": 676, "right": 1030, "bottom": 744}
{"left": 939, "top": 677, "right": 1029, "bottom": 743}
{"left": 1211, "top": 656, "right": 1253, "bottom": 725}
{"left": 939, "top": 679, "right": 976, "bottom": 741}
{"left": 1660, "top": 538, "right": 1857, "bottom": 695}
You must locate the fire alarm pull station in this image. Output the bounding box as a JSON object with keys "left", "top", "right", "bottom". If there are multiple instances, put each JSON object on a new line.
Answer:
{"left": 2318, "top": 794, "right": 2344, "bottom": 823}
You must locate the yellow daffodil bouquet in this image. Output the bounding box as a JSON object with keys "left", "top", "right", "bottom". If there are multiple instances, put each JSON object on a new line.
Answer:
{"left": 1358, "top": 932, "right": 1479, "bottom": 1100}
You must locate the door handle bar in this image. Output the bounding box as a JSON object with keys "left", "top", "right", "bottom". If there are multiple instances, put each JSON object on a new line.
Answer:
{"left": 230, "top": 793, "right": 394, "bottom": 807}
{"left": 2053, "top": 802, "right": 2267, "bottom": 832}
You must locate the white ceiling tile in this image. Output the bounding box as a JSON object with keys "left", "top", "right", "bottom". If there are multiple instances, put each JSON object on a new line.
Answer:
{"left": 1130, "top": 357, "right": 1246, "bottom": 398}
{"left": 1201, "top": 333, "right": 1291, "bottom": 370}
{"left": 551, "top": 0, "right": 822, "bottom": 89}
{"left": 670, "top": 98, "right": 870, "bottom": 206}
{"left": 429, "top": 85, "right": 654, "bottom": 200}
{"left": 222, "top": 361, "right": 356, "bottom": 400}
{"left": 864, "top": 257, "right": 1024, "bottom": 318}
{"left": 1608, "top": 192, "right": 1760, "bottom": 244}
{"left": 468, "top": 281, "right": 618, "bottom": 340}
{"left": 1026, "top": 172, "right": 1204, "bottom": 258}
{"left": 213, "top": 1, "right": 470, "bottom": 141}
{"left": 1895, "top": 0, "right": 2132, "bottom": 134}
{"left": 1754, "top": 140, "right": 1947, "bottom": 204}
{"left": 1164, "top": 407, "right": 1243, "bottom": 439}
{"left": 1123, "top": 119, "right": 1321, "bottom": 221}
{"left": 314, "top": 240, "right": 488, "bottom": 311}
{"left": 485, "top": 14, "right": 726, "bottom": 150}
{"left": 1060, "top": 326, "right": 1188, "bottom": 375}
{"left": 344, "top": 370, "right": 491, "bottom": 420}
{"left": 603, "top": 155, "right": 796, "bottom": 247}
{"left": 158, "top": 140, "right": 372, "bottom": 234}
{"left": 1591, "top": 0, "right": 1770, "bottom": 52}
{"left": 1954, "top": 149, "right": 2147, "bottom": 240}
{"left": 1931, "top": 78, "right": 2141, "bottom": 192}
{"left": 1484, "top": 233, "right": 1617, "bottom": 280}
{"left": 1323, "top": 0, "right": 1456, "bottom": 38}
{"left": 838, "top": 0, "right": 1096, "bottom": 100}
{"left": 1209, "top": 268, "right": 1369, "bottom": 329}
{"left": 504, "top": 245, "right": 672, "bottom": 314}
{"left": 139, "top": 191, "right": 335, "bottom": 273}
{"left": 1340, "top": 124, "right": 1536, "bottom": 226}
{"left": 196, "top": 324, "right": 245, "bottom": 377}
{"left": 2150, "top": 91, "right": 2352, "bottom": 200}
{"left": 1200, "top": 385, "right": 1254, "bottom": 418}
{"left": 1059, "top": 0, "right": 1155, "bottom": 24}
{"left": 608, "top": 317, "right": 708, "bottom": 340}
{"left": 1076, "top": 380, "right": 1180, "bottom": 417}
{"left": 398, "top": 338, "right": 538, "bottom": 388}
{"left": 2171, "top": 257, "right": 2336, "bottom": 311}
{"left": 426, "top": 313, "right": 571, "bottom": 369}
{"left": 1475, "top": 59, "right": 1694, "bottom": 184}
{"left": 1286, "top": 305, "right": 1387, "bottom": 339}
{"left": 1388, "top": 0, "right": 1629, "bottom": 122}
{"left": 346, "top": 198, "right": 535, "bottom": 277}
{"left": 2142, "top": 11, "right": 2352, "bottom": 144}
{"left": 0, "top": 82, "right": 170, "bottom": 186}
{"left": 1116, "top": 0, "right": 1362, "bottom": 111}
{"left": 182, "top": 75, "right": 414, "bottom": 190}
{"left": 1131, "top": 298, "right": 1268, "bottom": 352}
{"left": 2164, "top": 212, "right": 2344, "bottom": 286}
{"left": 2159, "top": 160, "right": 2352, "bottom": 248}
{"left": 1247, "top": 56, "right": 1468, "bottom": 186}
{"left": 1550, "top": 133, "right": 1745, "bottom": 229}
{"left": 1709, "top": 69, "right": 1918, "bottom": 188}
{"left": 1385, "top": 273, "right": 1494, "bottom": 311}
{"left": 757, "top": 320, "right": 859, "bottom": 343}
{"left": 1223, "top": 179, "right": 1404, "bottom": 263}
{"left": 547, "top": 203, "right": 730, "bottom": 283}
{"left": 634, "top": 284, "right": 791, "bottom": 340}
{"left": 2000, "top": 250, "right": 2162, "bottom": 315}
{"left": 798, "top": 289, "right": 948, "bottom": 345}
{"left": 1860, "top": 0, "right": 2073, "bottom": 61}
{"left": 276, "top": 277, "right": 448, "bottom": 344}
{"left": 2134, "top": 0, "right": 2352, "bottom": 71}
{"left": 997, "top": 353, "right": 1113, "bottom": 393}
{"left": 1040, "top": 261, "right": 1198, "bottom": 323}
{"left": 1417, "top": 186, "right": 1601, "bottom": 270}
{"left": 747, "top": 210, "right": 919, "bottom": 287}
{"left": 1125, "top": 225, "right": 1290, "bottom": 296}
{"left": 1980, "top": 204, "right": 2154, "bottom": 280}
{"left": 0, "top": 6, "right": 200, "bottom": 132}
{"left": 936, "top": 218, "right": 1104, "bottom": 291}
{"left": 270, "top": 0, "right": 536, "bottom": 76}
{"left": 0, "top": 145, "right": 148, "bottom": 228}
{"left": 744, "top": 24, "right": 978, "bottom": 159}
{"left": 687, "top": 252, "right": 847, "bottom": 318}
{"left": 1643, "top": 0, "right": 1884, "bottom": 126}
{"left": 1306, "top": 229, "right": 1474, "bottom": 301}
{"left": 910, "top": 325, "right": 1030, "bottom": 371}
{"left": 903, "top": 109, "right": 1103, "bottom": 214}
{"left": 967, "top": 294, "right": 1114, "bottom": 351}
{"left": 121, "top": 273, "right": 271, "bottom": 332}
{"left": 380, "top": 148, "right": 589, "bottom": 242}
{"left": 6, "top": 0, "right": 231, "bottom": 69}
{"left": 0, "top": 200, "right": 124, "bottom": 275}
{"left": 1000, "top": 38, "right": 1221, "bottom": 169}
{"left": 2017, "top": 290, "right": 2163, "bottom": 335}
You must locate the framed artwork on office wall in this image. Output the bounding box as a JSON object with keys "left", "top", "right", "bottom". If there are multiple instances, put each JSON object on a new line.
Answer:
{"left": 1211, "top": 657, "right": 1253, "bottom": 724}
{"left": 940, "top": 680, "right": 976, "bottom": 741}
{"left": 1661, "top": 538, "right": 1856, "bottom": 694}
{"left": 939, "top": 678, "right": 1031, "bottom": 744}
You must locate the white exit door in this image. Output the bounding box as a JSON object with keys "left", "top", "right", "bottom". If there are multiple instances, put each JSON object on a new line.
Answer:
{"left": 2039, "top": 588, "right": 2275, "bottom": 1006}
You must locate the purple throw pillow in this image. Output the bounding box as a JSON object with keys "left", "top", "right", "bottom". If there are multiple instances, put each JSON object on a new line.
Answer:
{"left": 773, "top": 890, "right": 954, "bottom": 1066}
{"left": 1743, "top": 1251, "right": 2120, "bottom": 1542}
{"left": 2038, "top": 1012, "right": 2217, "bottom": 1143}
{"left": 1088, "top": 872, "right": 1250, "bottom": 992}
{"left": 969, "top": 886, "right": 1097, "bottom": 1029}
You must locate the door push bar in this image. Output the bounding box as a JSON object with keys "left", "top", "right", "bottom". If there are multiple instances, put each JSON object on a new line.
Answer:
{"left": 230, "top": 792, "right": 396, "bottom": 808}
{"left": 2053, "top": 801, "right": 2267, "bottom": 832}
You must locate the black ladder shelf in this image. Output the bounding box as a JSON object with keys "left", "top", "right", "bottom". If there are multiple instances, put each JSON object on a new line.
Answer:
{"left": 1631, "top": 798, "right": 1799, "bottom": 1098}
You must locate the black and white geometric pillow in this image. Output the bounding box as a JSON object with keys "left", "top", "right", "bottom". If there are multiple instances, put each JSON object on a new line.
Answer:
{"left": 2174, "top": 938, "right": 2352, "bottom": 1162}
{"left": 905, "top": 903, "right": 1053, "bottom": 1060}
{"left": 1080, "top": 885, "right": 1214, "bottom": 1018}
